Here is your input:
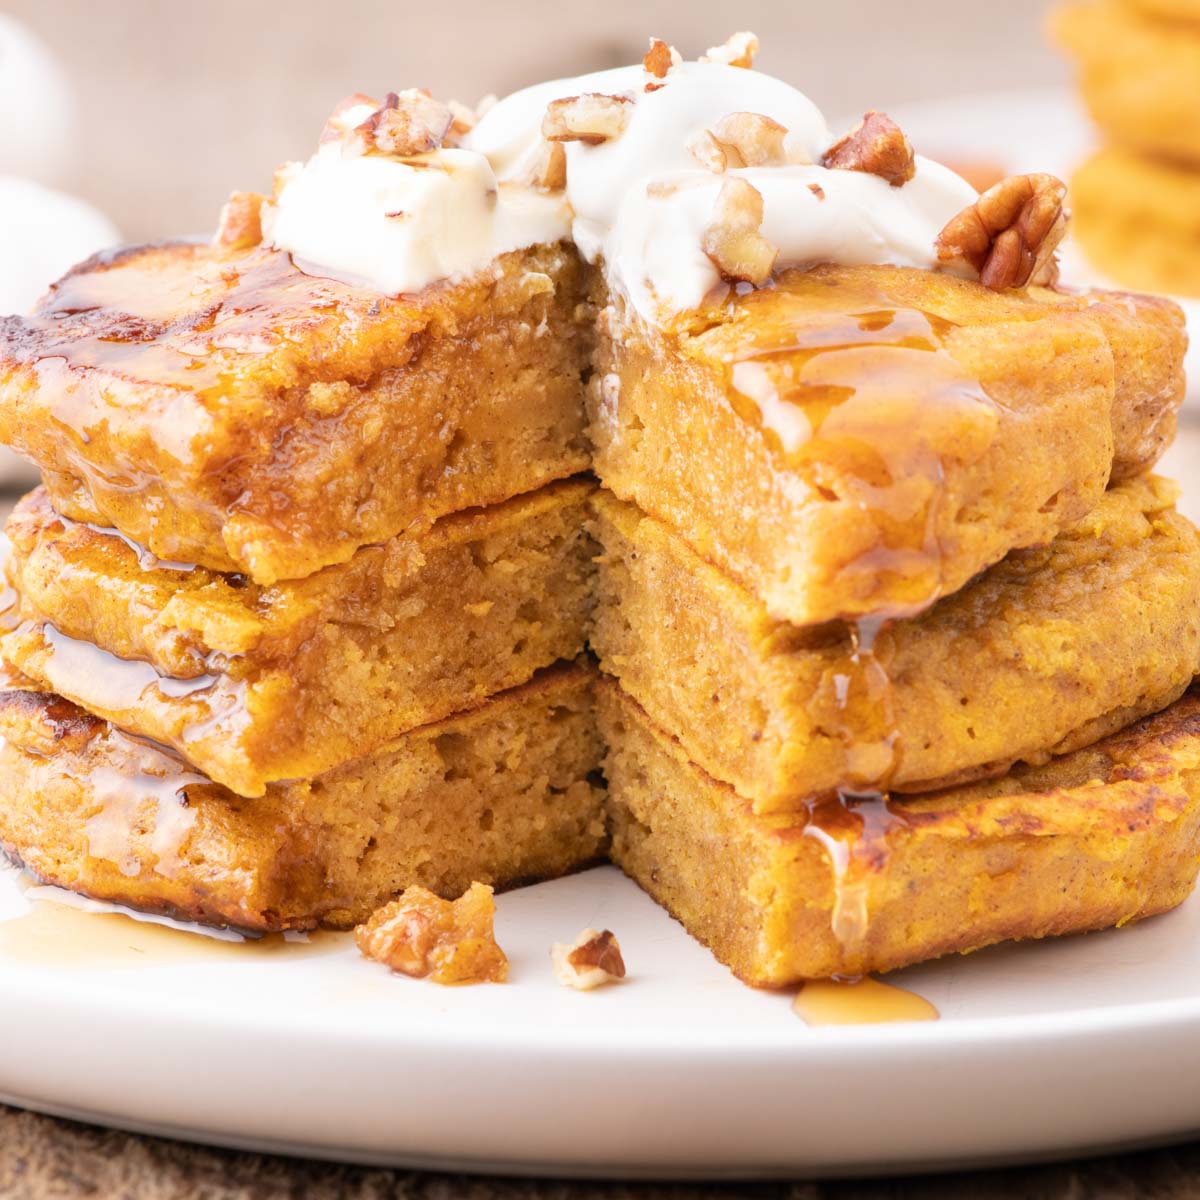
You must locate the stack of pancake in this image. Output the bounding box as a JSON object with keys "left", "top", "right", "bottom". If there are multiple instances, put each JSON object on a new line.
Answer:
{"left": 588, "top": 262, "right": 1200, "bottom": 983}
{"left": 0, "top": 241, "right": 608, "bottom": 929}
{"left": 1055, "top": 0, "right": 1200, "bottom": 296}
{"left": 0, "top": 55, "right": 1199, "bottom": 986}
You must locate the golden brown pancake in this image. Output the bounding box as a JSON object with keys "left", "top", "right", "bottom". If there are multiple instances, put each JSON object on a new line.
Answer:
{"left": 0, "top": 663, "right": 604, "bottom": 931}
{"left": 3, "top": 479, "right": 595, "bottom": 797}
{"left": 590, "top": 263, "right": 1184, "bottom": 625}
{"left": 0, "top": 240, "right": 591, "bottom": 584}
{"left": 1070, "top": 146, "right": 1200, "bottom": 298}
{"left": 601, "top": 680, "right": 1200, "bottom": 985}
{"left": 1054, "top": 1, "right": 1200, "bottom": 167}
{"left": 591, "top": 475, "right": 1200, "bottom": 810}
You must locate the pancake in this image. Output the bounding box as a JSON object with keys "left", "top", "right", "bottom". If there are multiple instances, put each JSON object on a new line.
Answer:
{"left": 0, "top": 240, "right": 591, "bottom": 584}
{"left": 1070, "top": 146, "right": 1200, "bottom": 299}
{"left": 589, "top": 262, "right": 1184, "bottom": 625}
{"left": 0, "top": 663, "right": 604, "bottom": 931}
{"left": 590, "top": 475, "right": 1200, "bottom": 810}
{"left": 601, "top": 680, "right": 1200, "bottom": 985}
{"left": 3, "top": 479, "right": 595, "bottom": 797}
{"left": 1054, "top": 1, "right": 1200, "bottom": 167}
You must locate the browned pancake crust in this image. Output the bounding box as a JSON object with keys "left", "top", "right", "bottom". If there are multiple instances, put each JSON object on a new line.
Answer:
{"left": 603, "top": 681, "right": 1200, "bottom": 984}
{"left": 0, "top": 663, "right": 605, "bottom": 931}
{"left": 0, "top": 240, "right": 591, "bottom": 584}
{"left": 590, "top": 263, "right": 1184, "bottom": 624}
{"left": 3, "top": 479, "right": 595, "bottom": 797}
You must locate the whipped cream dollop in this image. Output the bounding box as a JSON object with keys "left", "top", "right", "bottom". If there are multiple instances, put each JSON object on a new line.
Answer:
{"left": 265, "top": 46, "right": 978, "bottom": 323}
{"left": 265, "top": 98, "right": 571, "bottom": 294}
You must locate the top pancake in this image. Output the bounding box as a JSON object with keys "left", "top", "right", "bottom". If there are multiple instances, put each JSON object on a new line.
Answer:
{"left": 0, "top": 241, "right": 1185, "bottom": 608}
{"left": 591, "top": 262, "right": 1184, "bottom": 623}
{"left": 0, "top": 239, "right": 591, "bottom": 583}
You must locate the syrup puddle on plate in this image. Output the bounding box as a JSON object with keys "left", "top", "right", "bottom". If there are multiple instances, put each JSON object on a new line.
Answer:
{"left": 0, "top": 871, "right": 346, "bottom": 969}
{"left": 793, "top": 976, "right": 939, "bottom": 1026}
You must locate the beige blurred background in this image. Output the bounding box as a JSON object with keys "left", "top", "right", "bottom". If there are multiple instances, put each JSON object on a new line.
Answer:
{"left": 9, "top": 0, "right": 1066, "bottom": 241}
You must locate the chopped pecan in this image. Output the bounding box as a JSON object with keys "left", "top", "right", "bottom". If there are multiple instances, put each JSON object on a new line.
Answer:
{"left": 353, "top": 89, "right": 455, "bottom": 157}
{"left": 447, "top": 99, "right": 479, "bottom": 143}
{"left": 822, "top": 111, "right": 915, "bottom": 187}
{"left": 686, "top": 129, "right": 727, "bottom": 173}
{"left": 552, "top": 928, "right": 627, "bottom": 989}
{"left": 354, "top": 881, "right": 508, "bottom": 985}
{"left": 701, "top": 177, "right": 778, "bottom": 286}
{"left": 700, "top": 31, "right": 760, "bottom": 69}
{"left": 214, "top": 191, "right": 265, "bottom": 250}
{"left": 712, "top": 112, "right": 789, "bottom": 167}
{"left": 935, "top": 173, "right": 1068, "bottom": 290}
{"left": 525, "top": 139, "right": 567, "bottom": 191}
{"left": 319, "top": 92, "right": 378, "bottom": 144}
{"left": 543, "top": 93, "right": 634, "bottom": 145}
{"left": 643, "top": 37, "right": 682, "bottom": 86}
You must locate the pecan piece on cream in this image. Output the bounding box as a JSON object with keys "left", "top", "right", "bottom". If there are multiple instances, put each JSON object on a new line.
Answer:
{"left": 353, "top": 89, "right": 455, "bottom": 157}
{"left": 822, "top": 111, "right": 915, "bottom": 187}
{"left": 319, "top": 92, "right": 378, "bottom": 144}
{"left": 711, "top": 112, "right": 789, "bottom": 168}
{"left": 543, "top": 93, "right": 634, "bottom": 145}
{"left": 354, "top": 881, "right": 508, "bottom": 985}
{"left": 935, "top": 173, "right": 1068, "bottom": 290}
{"left": 525, "top": 139, "right": 567, "bottom": 191}
{"left": 446, "top": 99, "right": 480, "bottom": 143}
{"left": 552, "top": 928, "right": 627, "bottom": 990}
{"left": 686, "top": 129, "right": 728, "bottom": 174}
{"left": 701, "top": 177, "right": 778, "bottom": 286}
{"left": 271, "top": 161, "right": 301, "bottom": 202}
{"left": 214, "top": 191, "right": 265, "bottom": 250}
{"left": 643, "top": 37, "right": 682, "bottom": 88}
{"left": 700, "top": 31, "right": 760, "bottom": 69}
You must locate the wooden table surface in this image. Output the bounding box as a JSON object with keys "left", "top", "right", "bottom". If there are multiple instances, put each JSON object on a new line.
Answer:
{"left": 2, "top": 420, "right": 1200, "bottom": 1199}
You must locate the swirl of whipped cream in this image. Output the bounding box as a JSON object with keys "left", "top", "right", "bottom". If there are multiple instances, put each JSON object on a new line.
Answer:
{"left": 265, "top": 56, "right": 977, "bottom": 323}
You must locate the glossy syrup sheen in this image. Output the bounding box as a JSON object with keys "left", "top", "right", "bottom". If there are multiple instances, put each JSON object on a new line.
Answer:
{"left": 29, "top": 245, "right": 353, "bottom": 394}
{"left": 793, "top": 975, "right": 939, "bottom": 1026}
{"left": 16, "top": 246, "right": 370, "bottom": 522}
{"left": 29, "top": 621, "right": 249, "bottom": 753}
{"left": 721, "top": 279, "right": 1004, "bottom": 967}
{"left": 727, "top": 277, "right": 999, "bottom": 606}
{"left": 0, "top": 875, "right": 342, "bottom": 967}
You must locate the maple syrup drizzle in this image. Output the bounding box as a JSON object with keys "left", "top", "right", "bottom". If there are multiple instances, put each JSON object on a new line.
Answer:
{"left": 1, "top": 846, "right": 339, "bottom": 965}
{"left": 803, "top": 787, "right": 908, "bottom": 969}
{"left": 793, "top": 975, "right": 939, "bottom": 1026}
{"left": 81, "top": 518, "right": 198, "bottom": 573}
{"left": 32, "top": 622, "right": 248, "bottom": 752}
{"left": 22, "top": 246, "right": 351, "bottom": 557}
{"left": 725, "top": 278, "right": 995, "bottom": 964}
{"left": 0, "top": 895, "right": 341, "bottom": 968}
{"left": 728, "top": 277, "right": 997, "bottom": 615}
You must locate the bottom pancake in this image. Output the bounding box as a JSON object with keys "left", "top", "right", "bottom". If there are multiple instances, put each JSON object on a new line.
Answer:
{"left": 0, "top": 662, "right": 605, "bottom": 931}
{"left": 600, "top": 680, "right": 1200, "bottom": 985}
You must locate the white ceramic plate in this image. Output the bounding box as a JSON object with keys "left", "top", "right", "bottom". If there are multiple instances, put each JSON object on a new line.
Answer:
{"left": 882, "top": 86, "right": 1200, "bottom": 404}
{"left": 4, "top": 90, "right": 1200, "bottom": 1179}
{"left": 4, "top": 859, "right": 1200, "bottom": 1177}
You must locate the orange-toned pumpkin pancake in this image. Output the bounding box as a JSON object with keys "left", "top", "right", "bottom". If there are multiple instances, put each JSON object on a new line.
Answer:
{"left": 0, "top": 663, "right": 604, "bottom": 931}
{"left": 3, "top": 479, "right": 595, "bottom": 797}
{"left": 591, "top": 475, "right": 1200, "bottom": 811}
{"left": 0, "top": 240, "right": 591, "bottom": 584}
{"left": 601, "top": 680, "right": 1200, "bottom": 985}
{"left": 589, "top": 263, "right": 1184, "bottom": 625}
